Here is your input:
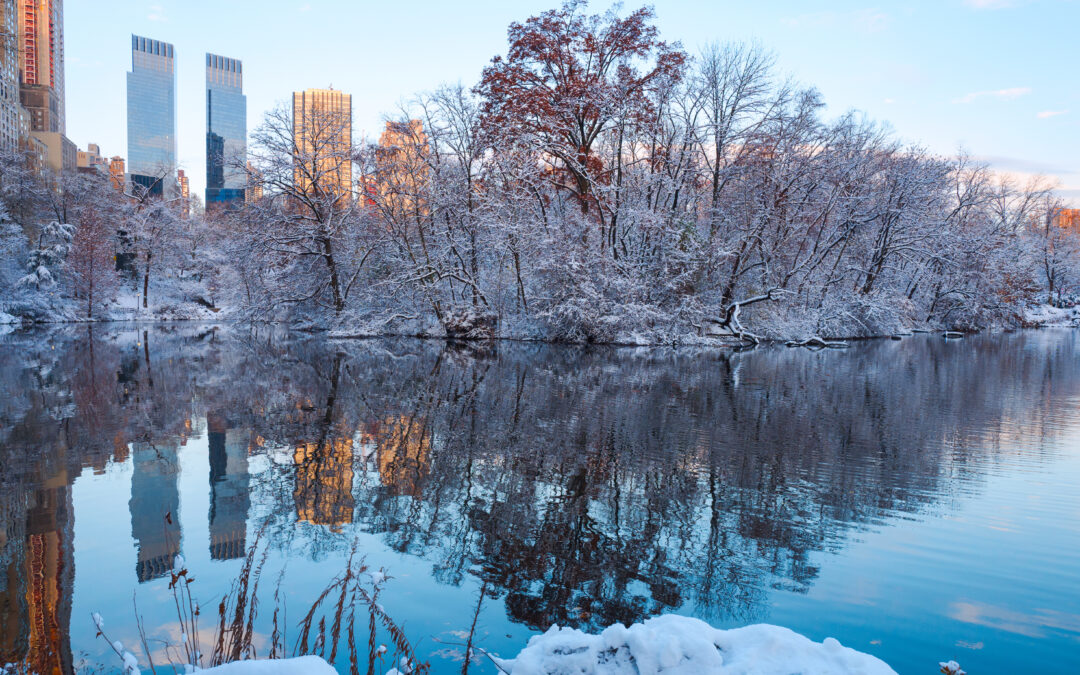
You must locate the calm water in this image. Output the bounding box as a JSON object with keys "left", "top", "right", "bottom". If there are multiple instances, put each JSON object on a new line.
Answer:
{"left": 1, "top": 326, "right": 1079, "bottom": 674}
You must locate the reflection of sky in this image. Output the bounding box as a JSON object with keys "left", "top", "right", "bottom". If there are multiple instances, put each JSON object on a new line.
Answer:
{"left": 68, "top": 429, "right": 522, "bottom": 674}
{"left": 762, "top": 428, "right": 1080, "bottom": 674}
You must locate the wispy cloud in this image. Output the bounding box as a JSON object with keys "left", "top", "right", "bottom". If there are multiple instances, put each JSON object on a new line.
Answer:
{"left": 952, "top": 87, "right": 1031, "bottom": 104}
{"left": 963, "top": 0, "right": 1026, "bottom": 9}
{"left": 147, "top": 4, "right": 167, "bottom": 22}
{"left": 1036, "top": 110, "right": 1068, "bottom": 119}
{"left": 299, "top": 3, "right": 312, "bottom": 11}
{"left": 782, "top": 9, "right": 891, "bottom": 33}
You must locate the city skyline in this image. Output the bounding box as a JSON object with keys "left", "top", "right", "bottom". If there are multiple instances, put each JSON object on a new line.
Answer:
{"left": 63, "top": 0, "right": 1079, "bottom": 207}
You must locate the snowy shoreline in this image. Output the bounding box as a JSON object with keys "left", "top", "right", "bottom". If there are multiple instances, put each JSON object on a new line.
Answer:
{"left": 187, "top": 616, "right": 899, "bottom": 675}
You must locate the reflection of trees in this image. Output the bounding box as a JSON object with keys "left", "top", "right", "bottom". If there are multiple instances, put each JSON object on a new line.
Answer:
{"left": 1, "top": 326, "right": 1080, "bottom": 665}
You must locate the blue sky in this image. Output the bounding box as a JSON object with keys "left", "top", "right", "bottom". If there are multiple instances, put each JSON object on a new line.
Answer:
{"left": 66, "top": 0, "right": 1079, "bottom": 205}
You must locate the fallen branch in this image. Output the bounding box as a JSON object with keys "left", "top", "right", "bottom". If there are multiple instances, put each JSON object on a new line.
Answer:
{"left": 785, "top": 336, "right": 849, "bottom": 349}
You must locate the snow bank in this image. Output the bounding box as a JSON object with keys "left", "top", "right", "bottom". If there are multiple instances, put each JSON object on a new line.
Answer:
{"left": 199, "top": 656, "right": 337, "bottom": 674}
{"left": 1023, "top": 304, "right": 1080, "bottom": 327}
{"left": 493, "top": 615, "right": 896, "bottom": 675}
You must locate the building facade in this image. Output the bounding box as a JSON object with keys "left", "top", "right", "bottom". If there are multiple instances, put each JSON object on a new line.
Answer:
{"left": 205, "top": 53, "right": 245, "bottom": 206}
{"left": 292, "top": 87, "right": 352, "bottom": 201}
{"left": 127, "top": 35, "right": 176, "bottom": 196}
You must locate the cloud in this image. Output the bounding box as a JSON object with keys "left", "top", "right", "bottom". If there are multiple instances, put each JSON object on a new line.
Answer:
{"left": 952, "top": 87, "right": 1031, "bottom": 104}
{"left": 147, "top": 4, "right": 167, "bottom": 22}
{"left": 782, "top": 9, "right": 891, "bottom": 33}
{"left": 1036, "top": 110, "right": 1068, "bottom": 119}
{"left": 963, "top": 0, "right": 1026, "bottom": 8}
{"left": 299, "top": 2, "right": 311, "bottom": 10}
{"left": 883, "top": 98, "right": 896, "bottom": 105}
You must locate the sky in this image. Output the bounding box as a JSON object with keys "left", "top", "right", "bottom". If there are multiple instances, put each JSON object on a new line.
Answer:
{"left": 65, "top": 0, "right": 1080, "bottom": 205}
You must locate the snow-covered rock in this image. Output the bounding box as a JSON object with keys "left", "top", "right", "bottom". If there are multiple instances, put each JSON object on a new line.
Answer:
{"left": 199, "top": 656, "right": 336, "bottom": 674}
{"left": 493, "top": 615, "right": 896, "bottom": 674}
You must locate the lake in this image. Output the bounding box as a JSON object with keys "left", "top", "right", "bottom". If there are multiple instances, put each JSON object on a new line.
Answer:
{"left": 1, "top": 326, "right": 1078, "bottom": 674}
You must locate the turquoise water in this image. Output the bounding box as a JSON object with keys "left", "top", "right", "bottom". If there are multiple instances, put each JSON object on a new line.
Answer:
{"left": 1, "top": 326, "right": 1078, "bottom": 674}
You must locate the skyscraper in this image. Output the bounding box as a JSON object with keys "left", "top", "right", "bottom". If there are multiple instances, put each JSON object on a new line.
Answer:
{"left": 292, "top": 87, "right": 352, "bottom": 201}
{"left": 127, "top": 35, "right": 176, "bottom": 196}
{"left": 16, "top": 0, "right": 73, "bottom": 171}
{"left": 16, "top": 0, "right": 63, "bottom": 134}
{"left": 205, "top": 53, "right": 245, "bottom": 206}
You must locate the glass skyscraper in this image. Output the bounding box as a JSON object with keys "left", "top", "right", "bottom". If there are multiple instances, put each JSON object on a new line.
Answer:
{"left": 206, "top": 53, "right": 246, "bottom": 206}
{"left": 126, "top": 35, "right": 176, "bottom": 197}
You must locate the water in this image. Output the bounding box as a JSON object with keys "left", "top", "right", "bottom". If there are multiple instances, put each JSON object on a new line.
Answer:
{"left": 1, "top": 326, "right": 1079, "bottom": 674}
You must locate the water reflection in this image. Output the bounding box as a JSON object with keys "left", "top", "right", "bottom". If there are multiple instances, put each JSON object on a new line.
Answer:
{"left": 0, "top": 326, "right": 1079, "bottom": 673}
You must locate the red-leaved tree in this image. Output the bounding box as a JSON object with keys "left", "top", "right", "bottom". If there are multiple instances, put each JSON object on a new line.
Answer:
{"left": 476, "top": 0, "right": 686, "bottom": 216}
{"left": 69, "top": 204, "right": 119, "bottom": 318}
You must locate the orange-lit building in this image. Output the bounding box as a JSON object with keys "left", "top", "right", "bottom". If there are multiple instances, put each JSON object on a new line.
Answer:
{"left": 294, "top": 436, "right": 355, "bottom": 529}
{"left": 109, "top": 156, "right": 125, "bottom": 193}
{"left": 1056, "top": 208, "right": 1080, "bottom": 234}
{"left": 177, "top": 168, "right": 190, "bottom": 218}
{"left": 375, "top": 119, "right": 428, "bottom": 219}
{"left": 292, "top": 88, "right": 352, "bottom": 203}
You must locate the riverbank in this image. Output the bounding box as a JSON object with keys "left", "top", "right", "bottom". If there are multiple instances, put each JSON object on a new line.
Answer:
{"left": 3, "top": 299, "right": 1078, "bottom": 346}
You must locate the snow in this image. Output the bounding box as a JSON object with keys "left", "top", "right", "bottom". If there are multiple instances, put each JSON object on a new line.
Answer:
{"left": 199, "top": 656, "right": 337, "bottom": 675}
{"left": 1023, "top": 304, "right": 1080, "bottom": 327}
{"left": 493, "top": 615, "right": 897, "bottom": 675}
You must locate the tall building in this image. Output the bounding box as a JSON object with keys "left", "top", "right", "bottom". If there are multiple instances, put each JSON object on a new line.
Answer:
{"left": 205, "top": 53, "right": 245, "bottom": 206}
{"left": 127, "top": 35, "right": 176, "bottom": 196}
{"left": 16, "top": 1, "right": 72, "bottom": 172}
{"left": 292, "top": 87, "right": 352, "bottom": 201}
{"left": 16, "top": 0, "right": 63, "bottom": 134}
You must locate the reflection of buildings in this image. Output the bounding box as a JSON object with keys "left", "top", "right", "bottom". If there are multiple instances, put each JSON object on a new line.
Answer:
{"left": 207, "top": 414, "right": 250, "bottom": 560}
{"left": 129, "top": 441, "right": 181, "bottom": 582}
{"left": 294, "top": 437, "right": 354, "bottom": 529}
{"left": 365, "top": 417, "right": 431, "bottom": 498}
{"left": 0, "top": 465, "right": 74, "bottom": 675}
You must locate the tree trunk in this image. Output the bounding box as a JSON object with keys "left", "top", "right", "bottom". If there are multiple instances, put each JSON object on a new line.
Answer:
{"left": 319, "top": 234, "right": 344, "bottom": 313}
{"left": 142, "top": 252, "right": 151, "bottom": 309}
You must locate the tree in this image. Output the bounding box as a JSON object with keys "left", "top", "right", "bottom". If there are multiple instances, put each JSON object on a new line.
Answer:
{"left": 238, "top": 102, "right": 371, "bottom": 317}
{"left": 69, "top": 202, "right": 119, "bottom": 318}
{"left": 476, "top": 0, "right": 686, "bottom": 217}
